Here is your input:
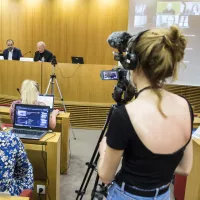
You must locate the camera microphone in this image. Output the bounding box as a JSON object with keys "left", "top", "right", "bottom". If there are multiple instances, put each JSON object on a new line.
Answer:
{"left": 22, "top": 50, "right": 31, "bottom": 57}
{"left": 107, "top": 31, "right": 132, "bottom": 52}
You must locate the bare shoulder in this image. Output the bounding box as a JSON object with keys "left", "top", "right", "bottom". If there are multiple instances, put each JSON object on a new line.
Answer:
{"left": 125, "top": 89, "right": 189, "bottom": 116}
{"left": 162, "top": 90, "right": 189, "bottom": 107}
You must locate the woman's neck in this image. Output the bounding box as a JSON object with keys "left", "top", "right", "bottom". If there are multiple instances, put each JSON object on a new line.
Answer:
{"left": 135, "top": 80, "right": 152, "bottom": 92}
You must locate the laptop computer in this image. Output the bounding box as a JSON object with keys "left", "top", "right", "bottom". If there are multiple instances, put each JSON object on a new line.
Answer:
{"left": 11, "top": 104, "right": 50, "bottom": 140}
{"left": 37, "top": 94, "right": 54, "bottom": 112}
{"left": 71, "top": 56, "right": 84, "bottom": 64}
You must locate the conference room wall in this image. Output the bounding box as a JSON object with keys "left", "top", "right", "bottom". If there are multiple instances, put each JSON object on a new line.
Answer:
{"left": 0, "top": 0, "right": 128, "bottom": 64}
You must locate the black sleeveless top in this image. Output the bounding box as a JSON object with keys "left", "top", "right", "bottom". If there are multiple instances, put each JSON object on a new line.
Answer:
{"left": 106, "top": 100, "right": 194, "bottom": 189}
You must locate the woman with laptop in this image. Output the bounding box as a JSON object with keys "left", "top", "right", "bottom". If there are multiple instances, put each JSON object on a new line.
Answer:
{"left": 10, "top": 79, "right": 59, "bottom": 129}
{"left": 0, "top": 122, "right": 34, "bottom": 195}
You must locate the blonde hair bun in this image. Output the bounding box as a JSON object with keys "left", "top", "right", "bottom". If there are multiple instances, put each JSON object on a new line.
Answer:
{"left": 164, "top": 26, "right": 187, "bottom": 62}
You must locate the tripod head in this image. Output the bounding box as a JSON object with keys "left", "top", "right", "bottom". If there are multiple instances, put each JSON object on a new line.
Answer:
{"left": 51, "top": 55, "right": 57, "bottom": 67}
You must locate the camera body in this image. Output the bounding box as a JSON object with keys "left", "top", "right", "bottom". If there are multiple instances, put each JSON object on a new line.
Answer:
{"left": 100, "top": 68, "right": 135, "bottom": 104}
{"left": 100, "top": 68, "right": 128, "bottom": 82}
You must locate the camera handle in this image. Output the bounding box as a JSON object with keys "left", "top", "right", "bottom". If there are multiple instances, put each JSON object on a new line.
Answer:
{"left": 75, "top": 104, "right": 118, "bottom": 200}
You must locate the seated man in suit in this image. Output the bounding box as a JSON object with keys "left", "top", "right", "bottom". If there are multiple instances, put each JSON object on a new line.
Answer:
{"left": 34, "top": 41, "right": 53, "bottom": 62}
{"left": 3, "top": 39, "right": 22, "bottom": 60}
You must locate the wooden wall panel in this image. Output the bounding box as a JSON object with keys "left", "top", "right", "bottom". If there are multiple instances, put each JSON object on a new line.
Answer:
{"left": 41, "top": 62, "right": 116, "bottom": 103}
{"left": 0, "top": 0, "right": 129, "bottom": 64}
{"left": 0, "top": 61, "right": 42, "bottom": 96}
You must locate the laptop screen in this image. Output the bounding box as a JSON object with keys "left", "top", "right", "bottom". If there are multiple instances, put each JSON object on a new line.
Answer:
{"left": 37, "top": 94, "right": 54, "bottom": 110}
{"left": 14, "top": 104, "right": 50, "bottom": 130}
{"left": 71, "top": 56, "right": 84, "bottom": 64}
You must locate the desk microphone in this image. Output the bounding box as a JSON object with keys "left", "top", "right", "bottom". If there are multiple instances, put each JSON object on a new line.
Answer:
{"left": 22, "top": 51, "right": 31, "bottom": 57}
{"left": 16, "top": 88, "right": 21, "bottom": 95}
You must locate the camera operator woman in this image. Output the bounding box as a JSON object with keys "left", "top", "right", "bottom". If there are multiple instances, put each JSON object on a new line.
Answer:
{"left": 98, "top": 26, "right": 193, "bottom": 200}
{"left": 10, "top": 80, "right": 59, "bottom": 129}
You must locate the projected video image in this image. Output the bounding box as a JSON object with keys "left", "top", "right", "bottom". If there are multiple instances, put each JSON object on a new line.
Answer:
{"left": 156, "top": 15, "right": 179, "bottom": 27}
{"left": 157, "top": 2, "right": 181, "bottom": 15}
{"left": 134, "top": 4, "right": 148, "bottom": 27}
{"left": 181, "top": 2, "right": 200, "bottom": 15}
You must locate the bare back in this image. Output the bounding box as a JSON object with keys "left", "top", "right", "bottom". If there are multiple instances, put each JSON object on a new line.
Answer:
{"left": 126, "top": 89, "right": 192, "bottom": 155}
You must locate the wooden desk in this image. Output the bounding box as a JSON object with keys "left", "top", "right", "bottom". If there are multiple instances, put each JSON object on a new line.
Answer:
{"left": 23, "top": 133, "right": 61, "bottom": 200}
{"left": 185, "top": 138, "right": 200, "bottom": 200}
{"left": 194, "top": 117, "right": 200, "bottom": 129}
{"left": 0, "top": 107, "right": 70, "bottom": 174}
{"left": 54, "top": 112, "right": 70, "bottom": 174}
{"left": 0, "top": 60, "right": 115, "bottom": 103}
{"left": 184, "top": 117, "right": 200, "bottom": 200}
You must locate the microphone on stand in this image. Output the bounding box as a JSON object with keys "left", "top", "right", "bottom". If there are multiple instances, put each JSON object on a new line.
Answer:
{"left": 22, "top": 51, "right": 31, "bottom": 57}
{"left": 16, "top": 88, "right": 21, "bottom": 95}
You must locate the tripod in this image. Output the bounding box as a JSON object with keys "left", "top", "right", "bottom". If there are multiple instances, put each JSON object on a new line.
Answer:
{"left": 45, "top": 63, "right": 76, "bottom": 140}
{"left": 45, "top": 64, "right": 67, "bottom": 112}
{"left": 75, "top": 104, "right": 118, "bottom": 200}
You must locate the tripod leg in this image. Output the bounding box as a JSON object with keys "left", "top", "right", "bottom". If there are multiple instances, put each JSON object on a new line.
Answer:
{"left": 75, "top": 105, "right": 115, "bottom": 200}
{"left": 54, "top": 79, "right": 77, "bottom": 140}
{"left": 54, "top": 79, "right": 67, "bottom": 112}
{"left": 45, "top": 78, "right": 52, "bottom": 94}
{"left": 91, "top": 174, "right": 100, "bottom": 200}
{"left": 50, "top": 78, "right": 54, "bottom": 95}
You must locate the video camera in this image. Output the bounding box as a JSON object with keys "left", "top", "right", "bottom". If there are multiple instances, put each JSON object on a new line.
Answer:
{"left": 100, "top": 68, "right": 128, "bottom": 81}
{"left": 99, "top": 31, "right": 136, "bottom": 104}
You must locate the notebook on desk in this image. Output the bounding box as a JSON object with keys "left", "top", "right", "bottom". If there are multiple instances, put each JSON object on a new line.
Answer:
{"left": 11, "top": 104, "right": 50, "bottom": 140}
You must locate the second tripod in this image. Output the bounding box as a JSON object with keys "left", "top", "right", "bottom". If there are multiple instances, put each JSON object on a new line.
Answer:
{"left": 45, "top": 57, "right": 67, "bottom": 112}
{"left": 75, "top": 104, "right": 118, "bottom": 200}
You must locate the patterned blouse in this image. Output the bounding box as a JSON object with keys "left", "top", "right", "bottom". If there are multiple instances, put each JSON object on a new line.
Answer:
{"left": 10, "top": 100, "right": 45, "bottom": 123}
{"left": 0, "top": 131, "right": 34, "bottom": 195}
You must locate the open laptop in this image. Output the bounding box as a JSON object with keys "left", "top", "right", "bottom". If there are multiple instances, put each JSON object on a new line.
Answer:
{"left": 11, "top": 104, "right": 50, "bottom": 140}
{"left": 37, "top": 94, "right": 54, "bottom": 112}
{"left": 71, "top": 56, "right": 84, "bottom": 64}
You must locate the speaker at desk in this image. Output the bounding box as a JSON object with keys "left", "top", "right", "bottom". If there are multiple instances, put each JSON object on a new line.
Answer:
{"left": 71, "top": 56, "right": 84, "bottom": 64}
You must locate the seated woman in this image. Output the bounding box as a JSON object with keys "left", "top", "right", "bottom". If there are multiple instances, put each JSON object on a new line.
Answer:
{"left": 0, "top": 124, "right": 34, "bottom": 195}
{"left": 10, "top": 80, "right": 59, "bottom": 129}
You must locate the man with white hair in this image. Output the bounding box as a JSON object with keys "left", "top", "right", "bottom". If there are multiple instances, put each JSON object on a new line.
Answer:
{"left": 34, "top": 41, "right": 53, "bottom": 62}
{"left": 162, "top": 3, "right": 175, "bottom": 15}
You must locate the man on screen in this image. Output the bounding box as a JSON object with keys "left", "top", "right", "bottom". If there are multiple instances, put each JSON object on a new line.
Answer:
{"left": 163, "top": 3, "right": 175, "bottom": 15}
{"left": 34, "top": 41, "right": 53, "bottom": 62}
{"left": 3, "top": 39, "right": 22, "bottom": 60}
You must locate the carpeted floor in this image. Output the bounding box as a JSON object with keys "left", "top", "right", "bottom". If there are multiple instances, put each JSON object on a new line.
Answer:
{"left": 60, "top": 129, "right": 175, "bottom": 200}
